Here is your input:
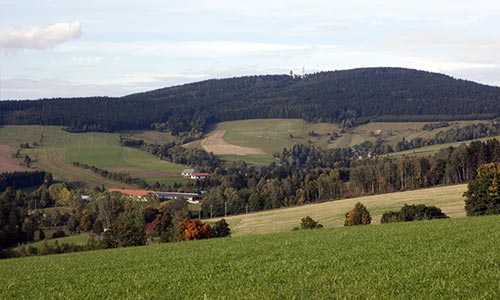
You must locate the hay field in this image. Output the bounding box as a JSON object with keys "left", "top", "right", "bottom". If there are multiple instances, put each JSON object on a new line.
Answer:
{"left": 0, "top": 145, "right": 30, "bottom": 172}
{"left": 208, "top": 184, "right": 467, "bottom": 236}
{"left": 201, "top": 130, "right": 266, "bottom": 155}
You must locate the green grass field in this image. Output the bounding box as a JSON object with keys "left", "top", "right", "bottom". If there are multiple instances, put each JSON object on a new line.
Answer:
{"left": 210, "top": 184, "right": 467, "bottom": 236}
{"left": 218, "top": 154, "right": 277, "bottom": 165}
{"left": 0, "top": 126, "right": 186, "bottom": 188}
{"left": 1, "top": 215, "right": 499, "bottom": 299}
{"left": 15, "top": 233, "right": 90, "bottom": 251}
{"left": 390, "top": 135, "right": 500, "bottom": 157}
{"left": 201, "top": 119, "right": 492, "bottom": 162}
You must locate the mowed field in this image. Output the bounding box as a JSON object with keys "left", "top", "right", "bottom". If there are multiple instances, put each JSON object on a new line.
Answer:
{"left": 194, "top": 119, "right": 492, "bottom": 164}
{"left": 2, "top": 215, "right": 500, "bottom": 299}
{"left": 0, "top": 145, "right": 31, "bottom": 172}
{"left": 0, "top": 126, "right": 186, "bottom": 188}
{"left": 208, "top": 184, "right": 468, "bottom": 236}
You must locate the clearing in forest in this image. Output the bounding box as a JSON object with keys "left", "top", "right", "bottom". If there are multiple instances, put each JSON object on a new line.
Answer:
{"left": 201, "top": 130, "right": 266, "bottom": 155}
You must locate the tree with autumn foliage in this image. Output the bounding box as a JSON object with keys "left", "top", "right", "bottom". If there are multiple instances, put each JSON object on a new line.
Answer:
{"left": 178, "top": 219, "right": 212, "bottom": 240}
{"left": 464, "top": 162, "right": 500, "bottom": 216}
{"left": 344, "top": 202, "right": 371, "bottom": 226}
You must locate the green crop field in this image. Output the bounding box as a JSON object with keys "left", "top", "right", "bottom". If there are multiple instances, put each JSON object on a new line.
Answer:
{"left": 1, "top": 215, "right": 500, "bottom": 299}
{"left": 211, "top": 184, "right": 467, "bottom": 236}
{"left": 198, "top": 119, "right": 492, "bottom": 163}
{"left": 0, "top": 126, "right": 186, "bottom": 188}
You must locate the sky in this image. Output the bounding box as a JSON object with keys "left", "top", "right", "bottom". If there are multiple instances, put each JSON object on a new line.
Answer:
{"left": 1, "top": 0, "right": 500, "bottom": 99}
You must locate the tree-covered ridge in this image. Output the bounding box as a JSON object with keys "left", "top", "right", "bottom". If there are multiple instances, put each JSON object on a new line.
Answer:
{"left": 1, "top": 67, "right": 500, "bottom": 133}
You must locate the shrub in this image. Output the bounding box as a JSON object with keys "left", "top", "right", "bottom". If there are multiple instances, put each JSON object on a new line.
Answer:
{"left": 380, "top": 204, "right": 448, "bottom": 223}
{"left": 178, "top": 219, "right": 212, "bottom": 240}
{"left": 344, "top": 202, "right": 371, "bottom": 226}
{"left": 52, "top": 229, "right": 66, "bottom": 239}
{"left": 380, "top": 211, "right": 402, "bottom": 223}
{"left": 299, "top": 216, "right": 323, "bottom": 229}
{"left": 211, "top": 219, "right": 231, "bottom": 237}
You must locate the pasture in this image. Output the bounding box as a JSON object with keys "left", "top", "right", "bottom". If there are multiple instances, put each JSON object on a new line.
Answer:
{"left": 196, "top": 119, "right": 493, "bottom": 163}
{"left": 209, "top": 184, "right": 468, "bottom": 236}
{"left": 1, "top": 214, "right": 499, "bottom": 299}
{"left": 0, "top": 126, "right": 186, "bottom": 188}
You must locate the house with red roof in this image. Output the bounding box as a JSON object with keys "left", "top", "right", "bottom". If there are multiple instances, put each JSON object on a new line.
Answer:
{"left": 190, "top": 172, "right": 211, "bottom": 180}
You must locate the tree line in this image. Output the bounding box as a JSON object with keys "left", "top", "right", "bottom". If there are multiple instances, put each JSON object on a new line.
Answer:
{"left": 194, "top": 139, "right": 500, "bottom": 217}
{"left": 0, "top": 171, "right": 49, "bottom": 192}
{"left": 2, "top": 68, "right": 500, "bottom": 135}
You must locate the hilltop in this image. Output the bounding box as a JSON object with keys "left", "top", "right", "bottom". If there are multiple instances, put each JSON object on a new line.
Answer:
{"left": 1, "top": 68, "right": 500, "bottom": 134}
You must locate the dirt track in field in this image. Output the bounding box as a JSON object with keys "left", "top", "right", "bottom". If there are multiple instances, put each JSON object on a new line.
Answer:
{"left": 0, "top": 145, "right": 31, "bottom": 172}
{"left": 201, "top": 130, "right": 265, "bottom": 155}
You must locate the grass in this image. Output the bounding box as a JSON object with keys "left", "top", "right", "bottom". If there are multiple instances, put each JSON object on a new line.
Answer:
{"left": 209, "top": 184, "right": 468, "bottom": 236}
{"left": 1, "top": 215, "right": 500, "bottom": 299}
{"left": 390, "top": 135, "right": 500, "bottom": 157}
{"left": 218, "top": 154, "right": 277, "bottom": 165}
{"left": 201, "top": 119, "right": 493, "bottom": 162}
{"left": 15, "top": 233, "right": 90, "bottom": 251}
{"left": 0, "top": 125, "right": 187, "bottom": 189}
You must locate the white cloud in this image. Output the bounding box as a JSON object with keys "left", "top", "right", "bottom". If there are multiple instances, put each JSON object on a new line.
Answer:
{"left": 0, "top": 22, "right": 82, "bottom": 53}
{"left": 70, "top": 56, "right": 103, "bottom": 66}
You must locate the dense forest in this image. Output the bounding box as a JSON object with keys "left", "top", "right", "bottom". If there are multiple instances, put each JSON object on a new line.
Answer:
{"left": 1, "top": 68, "right": 500, "bottom": 134}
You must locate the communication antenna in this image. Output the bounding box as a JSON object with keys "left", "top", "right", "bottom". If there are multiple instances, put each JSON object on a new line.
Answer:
{"left": 302, "top": 66, "right": 305, "bottom": 78}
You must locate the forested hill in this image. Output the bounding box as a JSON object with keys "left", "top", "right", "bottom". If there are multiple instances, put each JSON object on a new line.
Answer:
{"left": 1, "top": 67, "right": 500, "bottom": 134}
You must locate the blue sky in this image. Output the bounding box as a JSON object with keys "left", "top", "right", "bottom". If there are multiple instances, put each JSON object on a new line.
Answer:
{"left": 1, "top": 0, "right": 500, "bottom": 99}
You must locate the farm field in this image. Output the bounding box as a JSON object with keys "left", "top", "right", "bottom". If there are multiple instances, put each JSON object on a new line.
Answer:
{"left": 0, "top": 145, "right": 30, "bottom": 172}
{"left": 390, "top": 135, "right": 500, "bottom": 157}
{"left": 209, "top": 184, "right": 467, "bottom": 236}
{"left": 15, "top": 233, "right": 89, "bottom": 251}
{"left": 195, "top": 119, "right": 493, "bottom": 163}
{"left": 1, "top": 215, "right": 500, "bottom": 299}
{"left": 0, "top": 126, "right": 186, "bottom": 188}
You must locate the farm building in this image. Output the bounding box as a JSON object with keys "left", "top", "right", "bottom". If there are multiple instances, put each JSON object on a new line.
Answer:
{"left": 190, "top": 173, "right": 211, "bottom": 180}
{"left": 108, "top": 188, "right": 153, "bottom": 200}
{"left": 181, "top": 168, "right": 195, "bottom": 177}
{"left": 154, "top": 191, "right": 202, "bottom": 203}
{"left": 108, "top": 188, "right": 202, "bottom": 203}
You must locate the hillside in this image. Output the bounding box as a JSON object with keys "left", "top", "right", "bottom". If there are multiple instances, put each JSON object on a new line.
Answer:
{"left": 208, "top": 184, "right": 467, "bottom": 236}
{"left": 1, "top": 215, "right": 499, "bottom": 299}
{"left": 0, "top": 126, "right": 186, "bottom": 189}
{"left": 1, "top": 68, "right": 500, "bottom": 134}
{"left": 190, "top": 119, "right": 493, "bottom": 159}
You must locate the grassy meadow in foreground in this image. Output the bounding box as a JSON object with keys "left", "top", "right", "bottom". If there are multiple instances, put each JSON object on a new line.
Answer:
{"left": 1, "top": 215, "right": 499, "bottom": 299}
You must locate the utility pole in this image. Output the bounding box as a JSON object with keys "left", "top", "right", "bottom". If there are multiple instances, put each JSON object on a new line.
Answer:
{"left": 224, "top": 202, "right": 227, "bottom": 218}
{"left": 246, "top": 204, "right": 248, "bottom": 224}
{"left": 210, "top": 203, "right": 213, "bottom": 219}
